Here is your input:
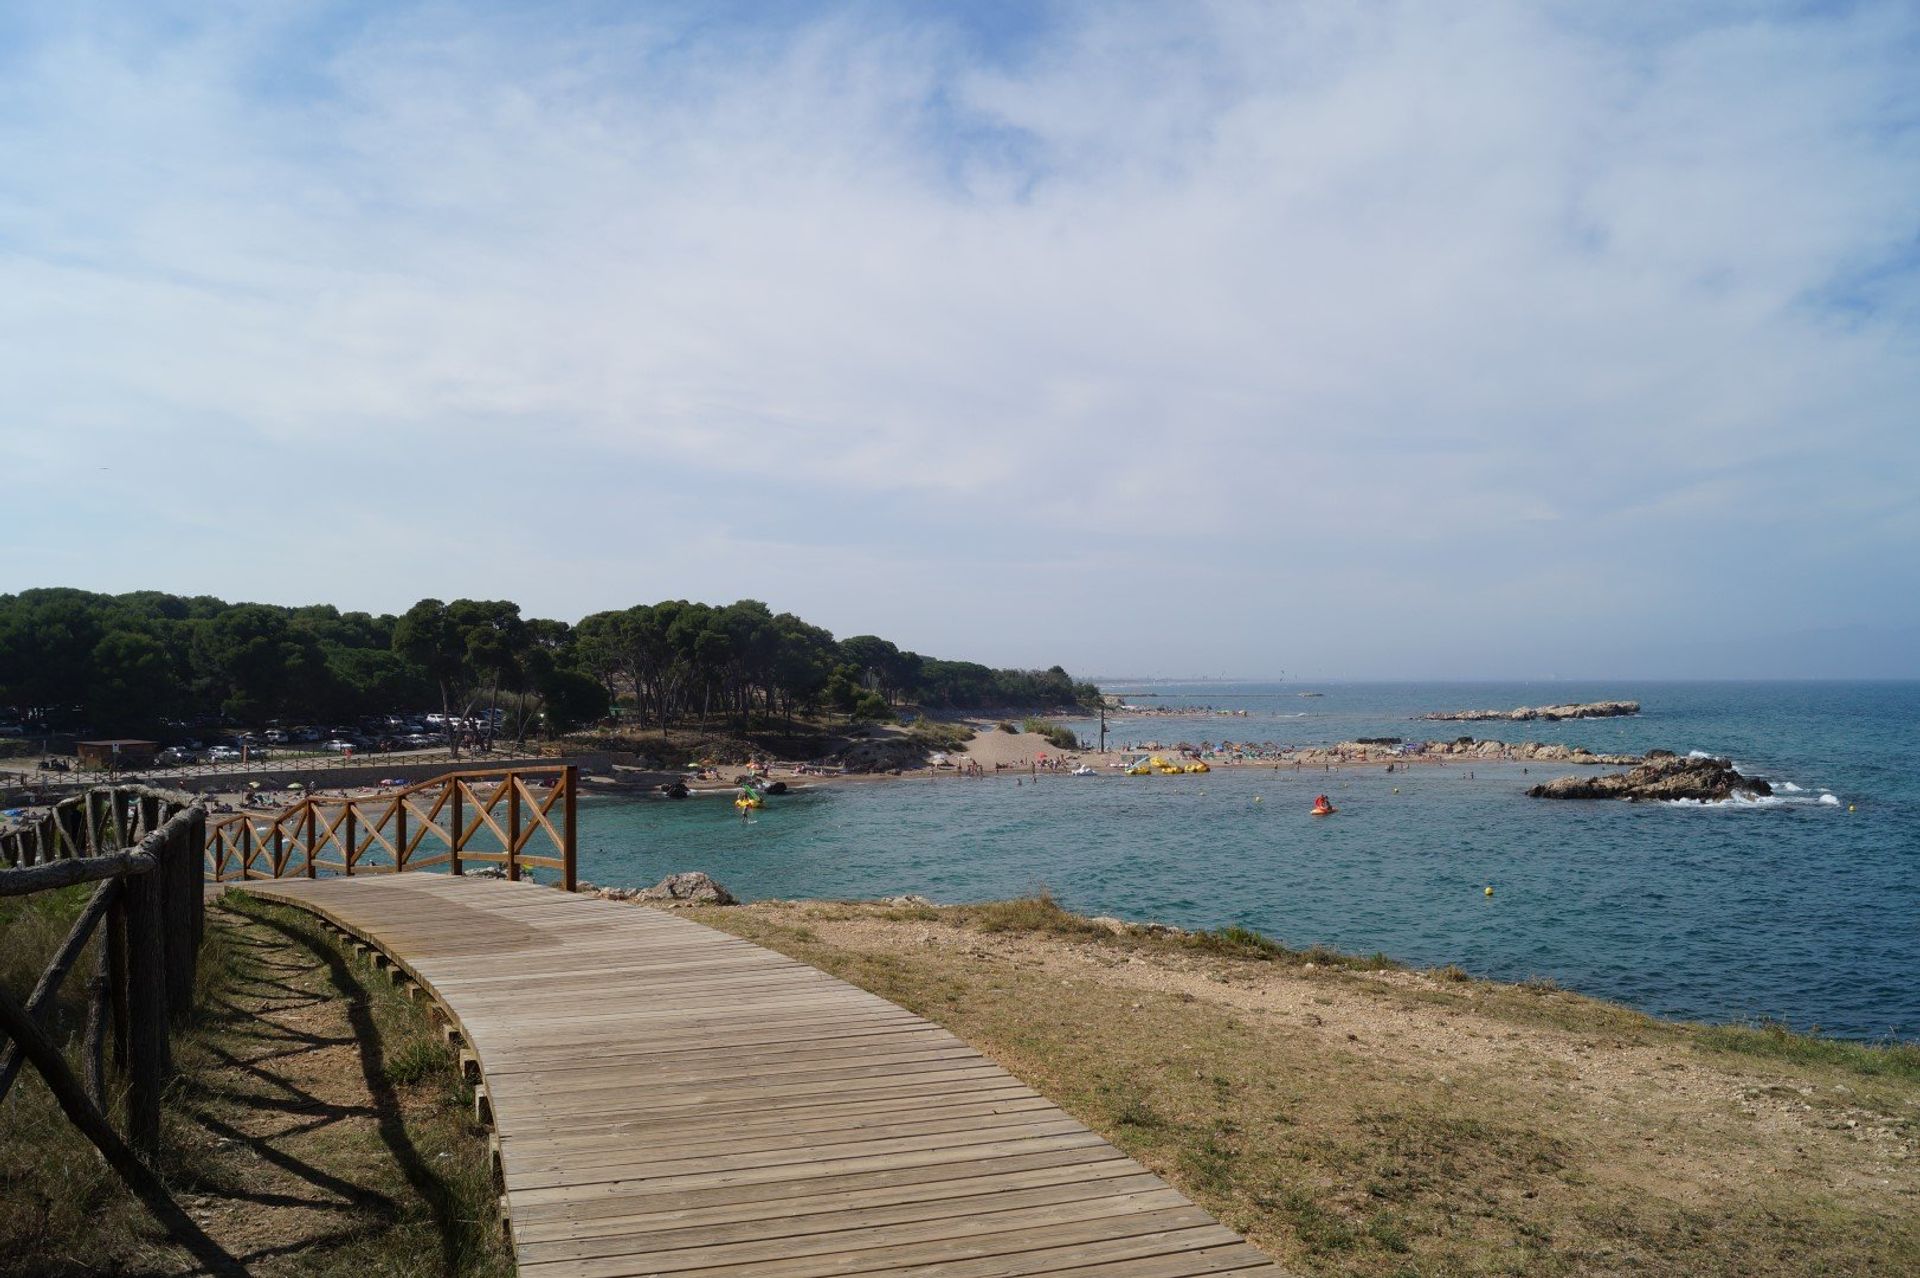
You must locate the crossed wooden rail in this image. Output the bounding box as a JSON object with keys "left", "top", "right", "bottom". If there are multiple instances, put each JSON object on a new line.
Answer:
{"left": 203, "top": 765, "right": 578, "bottom": 891}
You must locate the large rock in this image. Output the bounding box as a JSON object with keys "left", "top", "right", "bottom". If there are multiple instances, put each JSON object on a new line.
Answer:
{"left": 1421, "top": 700, "right": 1641, "bottom": 722}
{"left": 1528, "top": 755, "right": 1771, "bottom": 803}
{"left": 632, "top": 871, "right": 737, "bottom": 905}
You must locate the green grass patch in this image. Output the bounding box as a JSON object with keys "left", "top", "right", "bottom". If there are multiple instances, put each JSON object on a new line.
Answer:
{"left": 1698, "top": 1021, "right": 1920, "bottom": 1082}
{"left": 905, "top": 719, "right": 974, "bottom": 752}
{"left": 382, "top": 1037, "right": 456, "bottom": 1086}
{"left": 1022, "top": 717, "right": 1080, "bottom": 750}
{"left": 1183, "top": 926, "right": 1403, "bottom": 972}
{"left": 952, "top": 893, "right": 1114, "bottom": 938}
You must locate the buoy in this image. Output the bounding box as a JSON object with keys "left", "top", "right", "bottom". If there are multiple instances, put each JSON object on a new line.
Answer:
{"left": 1848, "top": 804, "right": 1856, "bottom": 812}
{"left": 1253, "top": 796, "right": 1263, "bottom": 804}
{"left": 1484, "top": 886, "right": 1494, "bottom": 897}
{"left": 1392, "top": 787, "right": 1400, "bottom": 794}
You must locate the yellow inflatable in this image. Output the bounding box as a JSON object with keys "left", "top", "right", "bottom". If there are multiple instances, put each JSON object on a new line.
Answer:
{"left": 1185, "top": 761, "right": 1210, "bottom": 774}
{"left": 735, "top": 796, "right": 763, "bottom": 810}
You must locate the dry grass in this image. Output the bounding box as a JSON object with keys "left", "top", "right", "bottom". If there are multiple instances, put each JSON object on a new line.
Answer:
{"left": 0, "top": 888, "right": 508, "bottom": 1277}
{"left": 689, "top": 896, "right": 1920, "bottom": 1278}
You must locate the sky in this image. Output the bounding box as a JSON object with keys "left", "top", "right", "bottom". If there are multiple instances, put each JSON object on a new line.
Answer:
{"left": 1, "top": 0, "right": 1916, "bottom": 679}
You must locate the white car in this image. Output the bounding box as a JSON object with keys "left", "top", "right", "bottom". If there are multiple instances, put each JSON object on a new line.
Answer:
{"left": 207, "top": 746, "right": 244, "bottom": 762}
{"left": 321, "top": 739, "right": 358, "bottom": 752}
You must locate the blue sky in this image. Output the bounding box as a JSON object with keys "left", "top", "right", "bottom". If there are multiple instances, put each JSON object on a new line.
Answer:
{"left": 2, "top": 1, "right": 1916, "bottom": 678}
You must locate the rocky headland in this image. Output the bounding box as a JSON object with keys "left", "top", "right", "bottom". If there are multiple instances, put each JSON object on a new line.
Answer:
{"left": 1527, "top": 753, "right": 1772, "bottom": 802}
{"left": 1420, "top": 699, "right": 1641, "bottom": 722}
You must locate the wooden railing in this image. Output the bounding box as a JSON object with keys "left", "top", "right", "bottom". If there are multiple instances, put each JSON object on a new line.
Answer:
{"left": 203, "top": 765, "right": 577, "bottom": 891}
{"left": 0, "top": 787, "right": 235, "bottom": 1271}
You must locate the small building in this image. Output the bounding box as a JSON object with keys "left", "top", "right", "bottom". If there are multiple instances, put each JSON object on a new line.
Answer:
{"left": 75, "top": 739, "right": 160, "bottom": 770}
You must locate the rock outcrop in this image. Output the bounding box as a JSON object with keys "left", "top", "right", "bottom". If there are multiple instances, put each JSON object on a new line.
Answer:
{"left": 595, "top": 871, "right": 737, "bottom": 905}
{"left": 1420, "top": 700, "right": 1640, "bottom": 722}
{"left": 1527, "top": 755, "right": 1771, "bottom": 803}
{"left": 1290, "top": 738, "right": 1643, "bottom": 766}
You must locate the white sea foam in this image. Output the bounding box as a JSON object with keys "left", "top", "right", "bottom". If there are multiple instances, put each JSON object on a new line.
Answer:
{"left": 1665, "top": 787, "right": 1840, "bottom": 810}
{"left": 1686, "top": 749, "right": 1714, "bottom": 760}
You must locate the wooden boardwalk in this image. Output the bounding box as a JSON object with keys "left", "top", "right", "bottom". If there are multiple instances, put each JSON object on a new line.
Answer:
{"left": 235, "top": 874, "right": 1285, "bottom": 1277}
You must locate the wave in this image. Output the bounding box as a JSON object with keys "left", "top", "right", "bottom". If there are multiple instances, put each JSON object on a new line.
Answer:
{"left": 1665, "top": 788, "right": 1841, "bottom": 810}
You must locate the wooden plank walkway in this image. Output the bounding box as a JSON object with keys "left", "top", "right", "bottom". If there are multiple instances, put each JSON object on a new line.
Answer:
{"left": 234, "top": 874, "right": 1286, "bottom": 1277}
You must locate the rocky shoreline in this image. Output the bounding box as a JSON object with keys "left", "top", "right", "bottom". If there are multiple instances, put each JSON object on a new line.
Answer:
{"left": 1419, "top": 699, "right": 1640, "bottom": 723}
{"left": 1527, "top": 753, "right": 1773, "bottom": 803}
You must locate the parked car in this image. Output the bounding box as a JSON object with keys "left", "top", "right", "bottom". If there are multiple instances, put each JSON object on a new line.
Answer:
{"left": 207, "top": 746, "right": 243, "bottom": 762}
{"left": 321, "top": 739, "right": 358, "bottom": 752}
{"left": 403, "top": 733, "right": 436, "bottom": 747}
{"left": 264, "top": 729, "right": 289, "bottom": 745}
{"left": 157, "top": 747, "right": 199, "bottom": 766}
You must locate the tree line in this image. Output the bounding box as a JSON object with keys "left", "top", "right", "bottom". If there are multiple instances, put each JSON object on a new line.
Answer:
{"left": 0, "top": 589, "right": 1099, "bottom": 744}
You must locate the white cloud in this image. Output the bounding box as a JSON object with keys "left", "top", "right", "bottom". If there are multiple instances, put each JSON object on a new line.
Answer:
{"left": 0, "top": 0, "right": 1915, "bottom": 675}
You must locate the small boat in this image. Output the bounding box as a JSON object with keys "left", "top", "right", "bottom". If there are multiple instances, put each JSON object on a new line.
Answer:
{"left": 1071, "top": 765, "right": 1097, "bottom": 776}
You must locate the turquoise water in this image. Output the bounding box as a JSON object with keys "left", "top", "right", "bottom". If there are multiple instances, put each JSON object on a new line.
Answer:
{"left": 579, "top": 682, "right": 1919, "bottom": 1040}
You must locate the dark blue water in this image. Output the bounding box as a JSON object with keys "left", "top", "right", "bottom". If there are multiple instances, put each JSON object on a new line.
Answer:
{"left": 579, "top": 682, "right": 1919, "bottom": 1040}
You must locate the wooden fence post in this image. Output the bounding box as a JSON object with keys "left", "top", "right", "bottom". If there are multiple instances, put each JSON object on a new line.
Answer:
{"left": 506, "top": 779, "right": 522, "bottom": 882}
{"left": 120, "top": 850, "right": 170, "bottom": 1155}
{"left": 84, "top": 944, "right": 110, "bottom": 1110}
{"left": 163, "top": 815, "right": 200, "bottom": 1019}
{"left": 563, "top": 766, "right": 577, "bottom": 893}
{"left": 394, "top": 797, "right": 408, "bottom": 873}
{"left": 450, "top": 782, "right": 465, "bottom": 877}
{"left": 107, "top": 896, "right": 129, "bottom": 1070}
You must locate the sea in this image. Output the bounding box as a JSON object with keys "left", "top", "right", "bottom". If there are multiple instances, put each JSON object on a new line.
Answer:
{"left": 577, "top": 681, "right": 1919, "bottom": 1041}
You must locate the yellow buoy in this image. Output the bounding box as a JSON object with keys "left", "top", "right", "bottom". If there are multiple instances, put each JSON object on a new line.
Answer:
{"left": 1848, "top": 804, "right": 1856, "bottom": 812}
{"left": 1484, "top": 886, "right": 1494, "bottom": 897}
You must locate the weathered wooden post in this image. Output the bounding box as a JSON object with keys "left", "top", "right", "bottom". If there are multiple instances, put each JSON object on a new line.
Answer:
{"left": 164, "top": 813, "right": 200, "bottom": 1018}
{"left": 506, "top": 778, "right": 522, "bottom": 882}
{"left": 394, "top": 795, "right": 408, "bottom": 873}
{"left": 450, "top": 781, "right": 465, "bottom": 877}
{"left": 118, "top": 845, "right": 168, "bottom": 1155}
{"left": 107, "top": 894, "right": 129, "bottom": 1070}
{"left": 562, "top": 766, "right": 578, "bottom": 893}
